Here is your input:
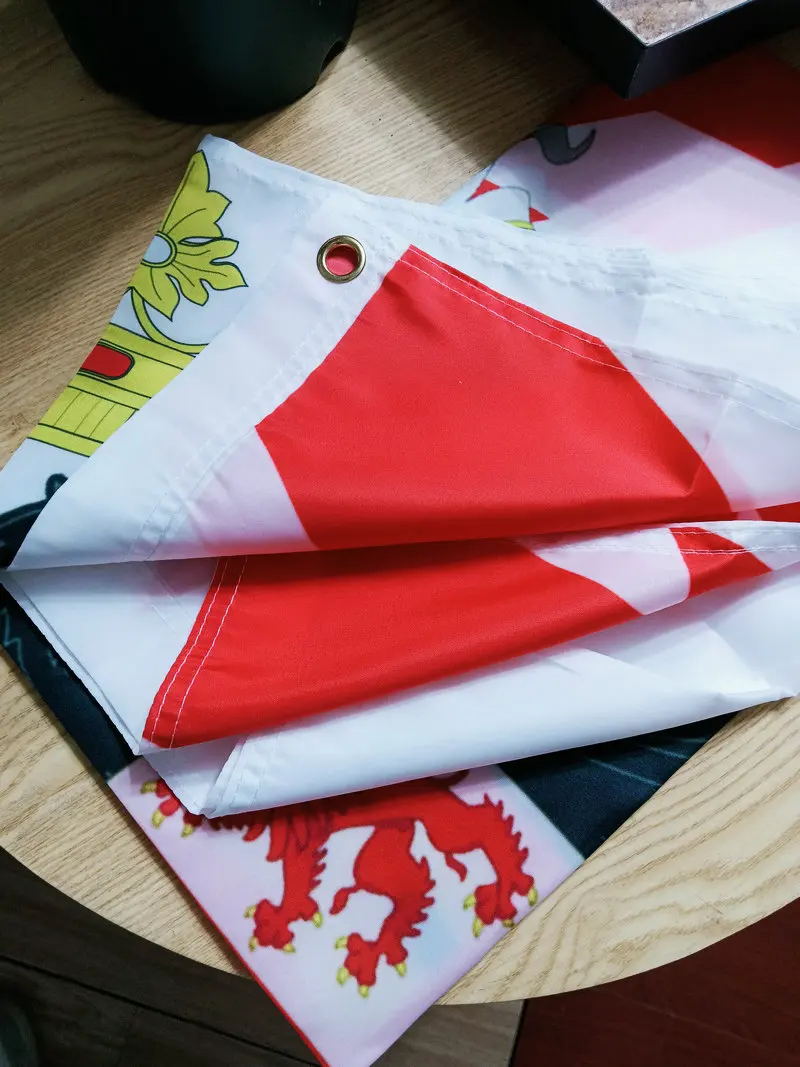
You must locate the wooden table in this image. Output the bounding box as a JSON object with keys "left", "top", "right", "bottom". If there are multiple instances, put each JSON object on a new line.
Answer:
{"left": 1, "top": 0, "right": 799, "bottom": 1008}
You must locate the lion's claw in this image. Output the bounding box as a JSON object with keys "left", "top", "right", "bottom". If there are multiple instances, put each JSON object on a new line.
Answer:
{"left": 462, "top": 880, "right": 537, "bottom": 931}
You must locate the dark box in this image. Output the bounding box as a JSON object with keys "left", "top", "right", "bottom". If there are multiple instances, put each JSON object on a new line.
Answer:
{"left": 535, "top": 0, "right": 800, "bottom": 97}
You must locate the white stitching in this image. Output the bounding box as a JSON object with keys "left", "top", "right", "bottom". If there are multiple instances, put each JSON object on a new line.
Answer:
{"left": 397, "top": 256, "right": 800, "bottom": 435}
{"left": 130, "top": 289, "right": 366, "bottom": 562}
{"left": 407, "top": 245, "right": 800, "bottom": 369}
{"left": 165, "top": 530, "right": 800, "bottom": 755}
{"left": 406, "top": 245, "right": 610, "bottom": 350}
{"left": 132, "top": 238, "right": 403, "bottom": 562}
{"left": 223, "top": 738, "right": 265, "bottom": 814}
{"left": 148, "top": 557, "right": 231, "bottom": 742}
{"left": 128, "top": 316, "right": 335, "bottom": 559}
{"left": 399, "top": 256, "right": 615, "bottom": 363}
{"left": 167, "top": 556, "right": 247, "bottom": 747}
{"left": 139, "top": 250, "right": 624, "bottom": 564}
{"left": 127, "top": 237, "right": 800, "bottom": 564}
{"left": 210, "top": 146, "right": 800, "bottom": 318}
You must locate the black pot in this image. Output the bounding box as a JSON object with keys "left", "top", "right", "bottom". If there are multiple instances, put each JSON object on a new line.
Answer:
{"left": 46, "top": 0, "right": 358, "bottom": 123}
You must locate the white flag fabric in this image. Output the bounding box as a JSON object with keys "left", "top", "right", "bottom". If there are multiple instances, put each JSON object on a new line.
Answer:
{"left": 2, "top": 114, "right": 800, "bottom": 815}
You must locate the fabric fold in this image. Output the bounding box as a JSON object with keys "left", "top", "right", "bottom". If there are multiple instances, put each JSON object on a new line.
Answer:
{"left": 2, "top": 98, "right": 800, "bottom": 807}
{"left": 9, "top": 142, "right": 800, "bottom": 574}
{"left": 3, "top": 48, "right": 800, "bottom": 1067}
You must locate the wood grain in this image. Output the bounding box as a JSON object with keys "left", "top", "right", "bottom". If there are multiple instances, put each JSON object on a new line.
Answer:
{"left": 0, "top": 0, "right": 799, "bottom": 1007}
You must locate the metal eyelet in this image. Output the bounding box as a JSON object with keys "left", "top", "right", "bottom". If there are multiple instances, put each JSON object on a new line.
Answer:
{"left": 316, "top": 235, "right": 366, "bottom": 283}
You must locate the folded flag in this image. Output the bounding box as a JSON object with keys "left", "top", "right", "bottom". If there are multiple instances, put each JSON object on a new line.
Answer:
{"left": 1, "top": 46, "right": 798, "bottom": 1067}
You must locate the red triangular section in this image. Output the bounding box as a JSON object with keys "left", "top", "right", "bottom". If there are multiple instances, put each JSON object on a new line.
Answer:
{"left": 529, "top": 205, "right": 549, "bottom": 223}
{"left": 671, "top": 527, "right": 771, "bottom": 600}
{"left": 559, "top": 49, "right": 800, "bottom": 168}
{"left": 468, "top": 178, "right": 500, "bottom": 201}
{"left": 257, "top": 245, "right": 731, "bottom": 550}
{"left": 144, "top": 540, "right": 640, "bottom": 748}
{"left": 757, "top": 502, "right": 800, "bottom": 523}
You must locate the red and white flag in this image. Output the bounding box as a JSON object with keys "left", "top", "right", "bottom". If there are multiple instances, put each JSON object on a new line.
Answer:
{"left": 3, "top": 106, "right": 800, "bottom": 814}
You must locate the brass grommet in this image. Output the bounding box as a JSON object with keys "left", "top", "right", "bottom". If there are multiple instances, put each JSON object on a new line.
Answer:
{"left": 316, "top": 235, "right": 366, "bottom": 283}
